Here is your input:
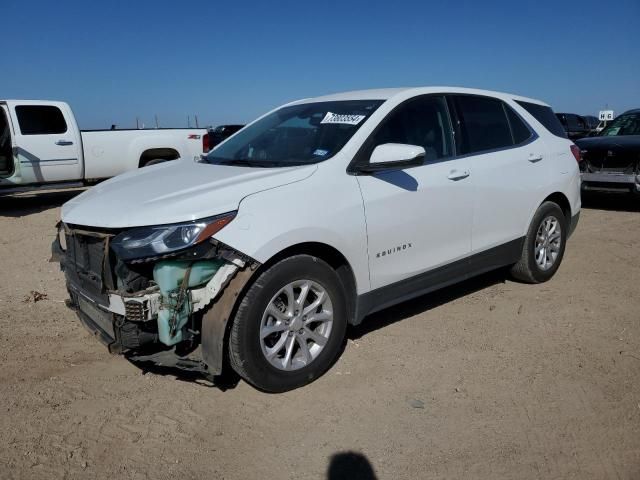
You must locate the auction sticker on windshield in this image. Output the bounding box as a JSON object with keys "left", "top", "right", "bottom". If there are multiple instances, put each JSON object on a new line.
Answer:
{"left": 320, "top": 112, "right": 366, "bottom": 125}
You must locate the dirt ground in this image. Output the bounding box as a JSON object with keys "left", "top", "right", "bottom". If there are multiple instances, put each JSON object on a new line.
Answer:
{"left": 0, "top": 190, "right": 639, "bottom": 480}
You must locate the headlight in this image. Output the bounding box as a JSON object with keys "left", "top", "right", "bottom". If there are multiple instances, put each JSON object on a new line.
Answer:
{"left": 111, "top": 211, "right": 236, "bottom": 260}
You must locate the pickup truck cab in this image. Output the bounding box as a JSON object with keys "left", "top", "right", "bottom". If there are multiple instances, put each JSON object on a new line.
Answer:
{"left": 53, "top": 87, "right": 581, "bottom": 392}
{"left": 0, "top": 100, "right": 208, "bottom": 194}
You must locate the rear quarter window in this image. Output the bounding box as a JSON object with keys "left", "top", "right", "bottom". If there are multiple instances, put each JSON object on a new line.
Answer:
{"left": 15, "top": 105, "right": 67, "bottom": 135}
{"left": 518, "top": 101, "right": 567, "bottom": 139}
{"left": 505, "top": 106, "right": 533, "bottom": 145}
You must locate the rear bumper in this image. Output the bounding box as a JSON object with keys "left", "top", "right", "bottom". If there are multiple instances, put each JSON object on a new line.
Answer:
{"left": 581, "top": 172, "right": 640, "bottom": 193}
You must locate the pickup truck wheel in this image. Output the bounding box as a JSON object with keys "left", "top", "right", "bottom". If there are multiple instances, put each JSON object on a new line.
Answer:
{"left": 141, "top": 158, "right": 168, "bottom": 167}
{"left": 510, "top": 201, "right": 567, "bottom": 283}
{"left": 228, "top": 255, "right": 347, "bottom": 392}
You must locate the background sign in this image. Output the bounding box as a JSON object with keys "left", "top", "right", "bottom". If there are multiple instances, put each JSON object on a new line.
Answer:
{"left": 599, "top": 110, "right": 614, "bottom": 121}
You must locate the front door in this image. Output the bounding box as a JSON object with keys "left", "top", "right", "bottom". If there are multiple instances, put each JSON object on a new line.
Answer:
{"left": 9, "top": 102, "right": 82, "bottom": 184}
{"left": 355, "top": 95, "right": 473, "bottom": 290}
{"left": 0, "top": 105, "right": 13, "bottom": 178}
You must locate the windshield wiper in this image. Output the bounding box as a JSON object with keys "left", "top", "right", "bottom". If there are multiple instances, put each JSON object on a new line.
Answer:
{"left": 213, "top": 159, "right": 277, "bottom": 168}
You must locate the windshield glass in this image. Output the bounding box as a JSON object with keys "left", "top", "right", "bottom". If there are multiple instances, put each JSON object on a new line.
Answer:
{"left": 205, "top": 100, "right": 383, "bottom": 167}
{"left": 599, "top": 112, "right": 640, "bottom": 136}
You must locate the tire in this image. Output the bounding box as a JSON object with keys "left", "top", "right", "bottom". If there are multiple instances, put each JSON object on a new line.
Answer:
{"left": 510, "top": 201, "right": 567, "bottom": 283}
{"left": 141, "top": 158, "right": 168, "bottom": 167}
{"left": 228, "top": 255, "right": 347, "bottom": 392}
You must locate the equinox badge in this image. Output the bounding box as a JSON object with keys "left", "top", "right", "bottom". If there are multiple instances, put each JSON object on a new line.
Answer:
{"left": 376, "top": 243, "right": 413, "bottom": 258}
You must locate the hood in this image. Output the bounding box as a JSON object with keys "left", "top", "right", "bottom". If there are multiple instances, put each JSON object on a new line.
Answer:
{"left": 62, "top": 159, "right": 317, "bottom": 228}
{"left": 576, "top": 135, "right": 640, "bottom": 152}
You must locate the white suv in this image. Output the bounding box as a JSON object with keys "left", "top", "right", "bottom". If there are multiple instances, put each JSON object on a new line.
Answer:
{"left": 54, "top": 87, "right": 581, "bottom": 392}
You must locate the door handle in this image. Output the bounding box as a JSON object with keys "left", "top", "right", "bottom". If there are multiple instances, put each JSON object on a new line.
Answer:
{"left": 528, "top": 153, "right": 543, "bottom": 162}
{"left": 55, "top": 140, "right": 74, "bottom": 146}
{"left": 447, "top": 169, "right": 470, "bottom": 181}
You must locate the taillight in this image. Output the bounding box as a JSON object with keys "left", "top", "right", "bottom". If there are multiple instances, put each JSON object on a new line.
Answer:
{"left": 570, "top": 144, "right": 582, "bottom": 163}
{"left": 202, "top": 133, "right": 210, "bottom": 153}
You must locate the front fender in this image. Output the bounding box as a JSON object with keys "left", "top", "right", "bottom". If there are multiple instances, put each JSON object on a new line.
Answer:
{"left": 201, "top": 267, "right": 255, "bottom": 375}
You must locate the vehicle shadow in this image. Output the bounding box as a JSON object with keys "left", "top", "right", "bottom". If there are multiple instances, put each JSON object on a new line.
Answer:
{"left": 581, "top": 192, "right": 640, "bottom": 212}
{"left": 0, "top": 189, "right": 85, "bottom": 217}
{"left": 126, "top": 269, "right": 507, "bottom": 391}
{"left": 349, "top": 268, "right": 507, "bottom": 340}
{"left": 125, "top": 350, "right": 242, "bottom": 392}
{"left": 327, "top": 451, "right": 378, "bottom": 480}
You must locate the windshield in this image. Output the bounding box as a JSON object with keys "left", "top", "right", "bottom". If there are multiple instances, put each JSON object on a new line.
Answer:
{"left": 205, "top": 100, "right": 383, "bottom": 167}
{"left": 599, "top": 112, "right": 640, "bottom": 136}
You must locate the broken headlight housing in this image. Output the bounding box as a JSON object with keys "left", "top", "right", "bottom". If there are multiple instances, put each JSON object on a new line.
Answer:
{"left": 111, "top": 212, "right": 236, "bottom": 261}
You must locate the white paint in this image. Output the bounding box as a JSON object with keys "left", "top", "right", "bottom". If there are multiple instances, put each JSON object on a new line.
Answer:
{"left": 60, "top": 86, "right": 581, "bottom": 297}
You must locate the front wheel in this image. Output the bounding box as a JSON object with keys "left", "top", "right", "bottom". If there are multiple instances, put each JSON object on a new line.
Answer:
{"left": 510, "top": 201, "right": 567, "bottom": 283}
{"left": 228, "top": 255, "right": 347, "bottom": 392}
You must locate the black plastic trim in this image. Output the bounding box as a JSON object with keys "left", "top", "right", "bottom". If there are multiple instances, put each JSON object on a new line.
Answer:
{"left": 353, "top": 237, "right": 524, "bottom": 324}
{"left": 568, "top": 212, "right": 580, "bottom": 238}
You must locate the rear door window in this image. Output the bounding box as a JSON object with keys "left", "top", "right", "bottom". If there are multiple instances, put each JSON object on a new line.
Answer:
{"left": 15, "top": 105, "right": 67, "bottom": 135}
{"left": 449, "top": 95, "right": 513, "bottom": 155}
{"left": 517, "top": 101, "right": 567, "bottom": 138}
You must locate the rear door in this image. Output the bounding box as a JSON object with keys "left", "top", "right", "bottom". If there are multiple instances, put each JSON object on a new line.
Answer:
{"left": 9, "top": 102, "right": 82, "bottom": 184}
{"left": 447, "top": 94, "right": 549, "bottom": 255}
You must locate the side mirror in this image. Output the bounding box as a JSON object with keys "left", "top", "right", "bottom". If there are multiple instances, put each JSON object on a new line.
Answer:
{"left": 359, "top": 143, "right": 425, "bottom": 173}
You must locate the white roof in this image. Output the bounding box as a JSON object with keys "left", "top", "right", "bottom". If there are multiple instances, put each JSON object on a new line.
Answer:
{"left": 0, "top": 99, "right": 69, "bottom": 106}
{"left": 296, "top": 86, "right": 549, "bottom": 107}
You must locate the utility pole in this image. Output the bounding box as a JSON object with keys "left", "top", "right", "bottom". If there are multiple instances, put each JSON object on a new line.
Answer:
{"left": 195, "top": 115, "right": 199, "bottom": 128}
{"left": 187, "top": 115, "right": 191, "bottom": 128}
{"left": 155, "top": 114, "right": 159, "bottom": 129}
{"left": 136, "top": 116, "right": 140, "bottom": 129}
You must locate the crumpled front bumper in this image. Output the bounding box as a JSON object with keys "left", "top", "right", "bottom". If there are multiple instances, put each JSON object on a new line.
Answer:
{"left": 52, "top": 231, "right": 162, "bottom": 352}
{"left": 51, "top": 224, "right": 257, "bottom": 374}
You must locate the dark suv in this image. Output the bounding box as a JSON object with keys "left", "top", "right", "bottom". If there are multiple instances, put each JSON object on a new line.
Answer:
{"left": 577, "top": 109, "right": 640, "bottom": 194}
{"left": 583, "top": 115, "right": 600, "bottom": 133}
{"left": 556, "top": 113, "right": 590, "bottom": 140}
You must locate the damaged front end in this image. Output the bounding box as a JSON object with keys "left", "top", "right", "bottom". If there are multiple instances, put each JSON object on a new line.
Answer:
{"left": 51, "top": 214, "right": 259, "bottom": 377}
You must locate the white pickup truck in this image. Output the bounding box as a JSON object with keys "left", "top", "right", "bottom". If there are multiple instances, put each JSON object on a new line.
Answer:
{"left": 0, "top": 100, "right": 209, "bottom": 194}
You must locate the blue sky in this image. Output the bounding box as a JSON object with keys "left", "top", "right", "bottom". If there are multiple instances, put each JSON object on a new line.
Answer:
{"left": 3, "top": 0, "right": 638, "bottom": 129}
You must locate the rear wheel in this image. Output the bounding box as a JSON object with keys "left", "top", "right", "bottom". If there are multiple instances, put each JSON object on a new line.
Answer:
{"left": 228, "top": 255, "right": 347, "bottom": 392}
{"left": 140, "top": 158, "right": 169, "bottom": 167}
{"left": 511, "top": 201, "right": 567, "bottom": 283}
